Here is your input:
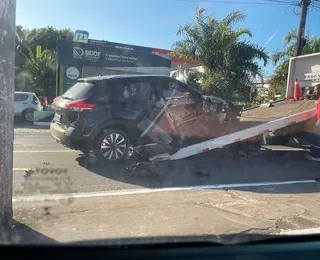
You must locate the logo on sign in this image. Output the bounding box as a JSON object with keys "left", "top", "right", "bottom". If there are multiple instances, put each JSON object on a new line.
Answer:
{"left": 305, "top": 65, "right": 320, "bottom": 82}
{"left": 73, "top": 47, "right": 84, "bottom": 59}
{"left": 66, "top": 67, "right": 80, "bottom": 80}
{"left": 72, "top": 47, "right": 101, "bottom": 60}
{"left": 305, "top": 73, "right": 320, "bottom": 82}
{"left": 73, "top": 30, "right": 89, "bottom": 43}
{"left": 84, "top": 50, "right": 101, "bottom": 60}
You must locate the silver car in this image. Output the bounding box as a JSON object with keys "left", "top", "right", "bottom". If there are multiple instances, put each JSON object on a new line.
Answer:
{"left": 14, "top": 92, "right": 43, "bottom": 122}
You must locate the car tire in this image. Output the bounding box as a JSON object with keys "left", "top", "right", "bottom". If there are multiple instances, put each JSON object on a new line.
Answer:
{"left": 93, "top": 128, "right": 130, "bottom": 164}
{"left": 23, "top": 108, "right": 35, "bottom": 122}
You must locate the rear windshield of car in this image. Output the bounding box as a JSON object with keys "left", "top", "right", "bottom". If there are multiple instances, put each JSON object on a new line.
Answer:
{"left": 61, "top": 82, "right": 97, "bottom": 100}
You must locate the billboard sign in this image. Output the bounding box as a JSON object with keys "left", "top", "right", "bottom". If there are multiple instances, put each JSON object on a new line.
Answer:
{"left": 57, "top": 39, "right": 171, "bottom": 68}
{"left": 88, "top": 39, "right": 152, "bottom": 52}
{"left": 87, "top": 39, "right": 198, "bottom": 65}
{"left": 56, "top": 39, "right": 172, "bottom": 94}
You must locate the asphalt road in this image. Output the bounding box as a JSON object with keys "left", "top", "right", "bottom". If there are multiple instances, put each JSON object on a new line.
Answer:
{"left": 13, "top": 123, "right": 320, "bottom": 197}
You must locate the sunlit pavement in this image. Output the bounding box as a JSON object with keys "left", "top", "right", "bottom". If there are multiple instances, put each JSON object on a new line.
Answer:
{"left": 9, "top": 124, "right": 320, "bottom": 242}
{"left": 13, "top": 123, "right": 320, "bottom": 198}
{"left": 11, "top": 185, "right": 320, "bottom": 243}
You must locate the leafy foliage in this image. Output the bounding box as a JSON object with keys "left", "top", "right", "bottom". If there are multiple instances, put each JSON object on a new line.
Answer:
{"left": 267, "top": 62, "right": 289, "bottom": 99}
{"left": 25, "top": 49, "right": 56, "bottom": 98}
{"left": 172, "top": 6, "right": 268, "bottom": 102}
{"left": 15, "top": 26, "right": 71, "bottom": 100}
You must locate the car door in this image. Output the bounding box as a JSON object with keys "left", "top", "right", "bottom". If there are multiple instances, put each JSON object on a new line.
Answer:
{"left": 155, "top": 78, "right": 203, "bottom": 142}
{"left": 104, "top": 77, "right": 153, "bottom": 122}
{"left": 156, "top": 77, "right": 202, "bottom": 115}
{"left": 127, "top": 77, "right": 154, "bottom": 120}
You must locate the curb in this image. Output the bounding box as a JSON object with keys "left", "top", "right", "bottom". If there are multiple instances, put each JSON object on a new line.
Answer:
{"left": 13, "top": 180, "right": 317, "bottom": 203}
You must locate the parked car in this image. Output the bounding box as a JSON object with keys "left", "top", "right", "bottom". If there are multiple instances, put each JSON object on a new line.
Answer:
{"left": 50, "top": 75, "right": 241, "bottom": 163}
{"left": 38, "top": 96, "right": 48, "bottom": 109}
{"left": 14, "top": 92, "right": 43, "bottom": 122}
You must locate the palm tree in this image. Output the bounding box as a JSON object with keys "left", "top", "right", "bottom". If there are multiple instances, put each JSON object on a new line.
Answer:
{"left": 172, "top": 6, "right": 268, "bottom": 101}
{"left": 15, "top": 26, "right": 71, "bottom": 97}
{"left": 25, "top": 48, "right": 56, "bottom": 98}
{"left": 15, "top": 26, "right": 34, "bottom": 67}
{"left": 272, "top": 29, "right": 320, "bottom": 65}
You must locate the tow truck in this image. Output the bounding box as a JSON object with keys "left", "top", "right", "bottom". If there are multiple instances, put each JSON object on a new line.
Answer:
{"left": 127, "top": 52, "right": 320, "bottom": 171}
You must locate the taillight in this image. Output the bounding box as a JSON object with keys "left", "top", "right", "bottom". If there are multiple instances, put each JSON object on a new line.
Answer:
{"left": 53, "top": 96, "right": 61, "bottom": 103}
{"left": 65, "top": 99, "right": 96, "bottom": 112}
{"left": 32, "top": 100, "right": 39, "bottom": 105}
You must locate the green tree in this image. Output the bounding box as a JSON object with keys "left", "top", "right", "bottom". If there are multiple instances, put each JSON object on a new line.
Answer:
{"left": 15, "top": 26, "right": 71, "bottom": 99}
{"left": 268, "top": 29, "right": 320, "bottom": 99}
{"left": 267, "top": 62, "right": 289, "bottom": 99}
{"left": 16, "top": 26, "right": 71, "bottom": 60}
{"left": 172, "top": 6, "right": 268, "bottom": 102}
{"left": 26, "top": 49, "right": 56, "bottom": 99}
{"left": 15, "top": 25, "right": 34, "bottom": 67}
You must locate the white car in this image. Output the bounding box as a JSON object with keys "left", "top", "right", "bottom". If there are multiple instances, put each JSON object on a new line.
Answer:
{"left": 14, "top": 92, "right": 43, "bottom": 122}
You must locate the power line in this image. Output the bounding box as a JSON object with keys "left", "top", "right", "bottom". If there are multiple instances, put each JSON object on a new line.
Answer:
{"left": 176, "top": 0, "right": 299, "bottom": 5}
{"left": 310, "top": 2, "right": 320, "bottom": 10}
{"left": 177, "top": 0, "right": 320, "bottom": 10}
{"left": 293, "top": 3, "right": 301, "bottom": 14}
{"left": 264, "top": 0, "right": 298, "bottom": 3}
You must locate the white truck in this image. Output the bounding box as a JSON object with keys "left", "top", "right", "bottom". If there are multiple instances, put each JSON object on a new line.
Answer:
{"left": 146, "top": 52, "right": 320, "bottom": 162}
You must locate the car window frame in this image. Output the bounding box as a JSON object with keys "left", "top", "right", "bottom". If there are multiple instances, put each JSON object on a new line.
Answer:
{"left": 62, "top": 81, "right": 99, "bottom": 100}
{"left": 14, "top": 93, "right": 28, "bottom": 102}
{"left": 104, "top": 78, "right": 132, "bottom": 106}
{"left": 127, "top": 77, "right": 154, "bottom": 102}
{"left": 90, "top": 80, "right": 110, "bottom": 104}
{"left": 32, "top": 95, "right": 39, "bottom": 102}
{"left": 156, "top": 77, "right": 201, "bottom": 100}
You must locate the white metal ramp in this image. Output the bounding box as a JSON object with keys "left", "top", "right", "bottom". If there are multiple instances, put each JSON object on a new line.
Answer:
{"left": 150, "top": 101, "right": 317, "bottom": 161}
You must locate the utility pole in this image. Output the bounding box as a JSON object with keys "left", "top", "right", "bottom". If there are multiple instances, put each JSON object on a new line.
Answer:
{"left": 0, "top": 0, "right": 16, "bottom": 226}
{"left": 294, "top": 0, "right": 311, "bottom": 56}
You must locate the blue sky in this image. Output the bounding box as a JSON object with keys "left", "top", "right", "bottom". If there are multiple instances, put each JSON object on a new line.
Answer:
{"left": 16, "top": 0, "right": 320, "bottom": 76}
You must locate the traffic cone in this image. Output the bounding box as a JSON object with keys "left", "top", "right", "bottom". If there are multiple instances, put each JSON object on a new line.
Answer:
{"left": 293, "top": 79, "right": 304, "bottom": 100}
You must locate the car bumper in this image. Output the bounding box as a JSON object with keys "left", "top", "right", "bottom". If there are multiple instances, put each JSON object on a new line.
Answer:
{"left": 50, "top": 122, "right": 86, "bottom": 150}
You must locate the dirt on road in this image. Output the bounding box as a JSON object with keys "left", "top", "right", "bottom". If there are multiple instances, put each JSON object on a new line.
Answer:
{"left": 7, "top": 183, "right": 320, "bottom": 244}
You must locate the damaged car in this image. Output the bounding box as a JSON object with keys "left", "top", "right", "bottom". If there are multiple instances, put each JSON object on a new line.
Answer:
{"left": 50, "top": 75, "right": 243, "bottom": 163}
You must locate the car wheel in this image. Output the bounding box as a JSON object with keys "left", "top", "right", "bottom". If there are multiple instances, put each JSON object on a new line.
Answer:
{"left": 23, "top": 109, "right": 34, "bottom": 122}
{"left": 94, "top": 129, "right": 130, "bottom": 163}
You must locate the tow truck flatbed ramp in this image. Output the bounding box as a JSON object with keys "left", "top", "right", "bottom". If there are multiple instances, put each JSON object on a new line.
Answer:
{"left": 239, "top": 100, "right": 317, "bottom": 129}
{"left": 150, "top": 100, "right": 317, "bottom": 161}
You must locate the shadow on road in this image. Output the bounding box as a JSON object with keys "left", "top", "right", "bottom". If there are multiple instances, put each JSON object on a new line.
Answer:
{"left": 0, "top": 220, "right": 57, "bottom": 244}
{"left": 76, "top": 149, "right": 320, "bottom": 194}
{"left": 14, "top": 121, "right": 49, "bottom": 130}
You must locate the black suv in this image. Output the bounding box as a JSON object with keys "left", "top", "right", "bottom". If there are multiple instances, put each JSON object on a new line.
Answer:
{"left": 50, "top": 75, "right": 240, "bottom": 163}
